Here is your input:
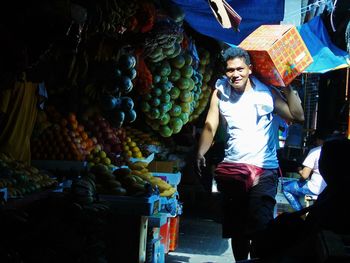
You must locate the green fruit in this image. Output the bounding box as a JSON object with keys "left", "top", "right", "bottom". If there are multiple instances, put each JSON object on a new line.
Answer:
{"left": 169, "top": 117, "right": 183, "bottom": 134}
{"left": 148, "top": 108, "right": 160, "bottom": 119}
{"left": 169, "top": 104, "right": 182, "bottom": 117}
{"left": 176, "top": 77, "right": 191, "bottom": 90}
{"left": 159, "top": 102, "right": 172, "bottom": 113}
{"left": 169, "top": 68, "right": 181, "bottom": 82}
{"left": 158, "top": 61, "right": 171, "bottom": 76}
{"left": 184, "top": 53, "right": 193, "bottom": 65}
{"left": 203, "top": 73, "right": 211, "bottom": 83}
{"left": 160, "top": 76, "right": 169, "bottom": 83}
{"left": 149, "top": 47, "right": 163, "bottom": 59}
{"left": 141, "top": 101, "right": 151, "bottom": 113}
{"left": 171, "top": 55, "right": 186, "bottom": 69}
{"left": 180, "top": 90, "right": 192, "bottom": 102}
{"left": 159, "top": 81, "right": 173, "bottom": 93}
{"left": 180, "top": 102, "right": 191, "bottom": 113}
{"left": 152, "top": 87, "right": 162, "bottom": 97}
{"left": 153, "top": 75, "right": 161, "bottom": 84}
{"left": 181, "top": 65, "right": 194, "bottom": 78}
{"left": 159, "top": 113, "right": 171, "bottom": 125}
{"left": 169, "top": 87, "right": 181, "bottom": 100}
{"left": 159, "top": 125, "right": 173, "bottom": 137}
{"left": 163, "top": 45, "right": 176, "bottom": 56}
{"left": 160, "top": 93, "right": 171, "bottom": 103}
{"left": 168, "top": 43, "right": 182, "bottom": 58}
{"left": 143, "top": 93, "right": 152, "bottom": 101}
{"left": 187, "top": 78, "right": 195, "bottom": 91}
{"left": 150, "top": 97, "right": 161, "bottom": 107}
{"left": 179, "top": 112, "right": 189, "bottom": 124}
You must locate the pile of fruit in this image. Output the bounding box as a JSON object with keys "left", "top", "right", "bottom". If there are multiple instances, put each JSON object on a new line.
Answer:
{"left": 32, "top": 109, "right": 101, "bottom": 161}
{"left": 140, "top": 49, "right": 204, "bottom": 137}
{"left": 0, "top": 153, "right": 58, "bottom": 198}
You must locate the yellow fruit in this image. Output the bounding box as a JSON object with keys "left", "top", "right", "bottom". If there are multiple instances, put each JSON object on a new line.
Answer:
{"left": 129, "top": 141, "right": 136, "bottom": 147}
{"left": 131, "top": 146, "right": 141, "bottom": 153}
{"left": 123, "top": 145, "right": 130, "bottom": 151}
{"left": 102, "top": 157, "right": 111, "bottom": 165}
{"left": 123, "top": 150, "right": 132, "bottom": 158}
{"left": 99, "top": 151, "right": 107, "bottom": 159}
{"left": 94, "top": 157, "right": 101, "bottom": 163}
{"left": 134, "top": 152, "right": 143, "bottom": 158}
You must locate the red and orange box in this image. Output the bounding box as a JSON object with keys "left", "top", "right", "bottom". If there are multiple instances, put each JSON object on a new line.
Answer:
{"left": 239, "top": 25, "right": 313, "bottom": 87}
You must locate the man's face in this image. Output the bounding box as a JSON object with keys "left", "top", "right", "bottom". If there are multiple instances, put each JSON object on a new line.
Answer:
{"left": 225, "top": 57, "right": 252, "bottom": 92}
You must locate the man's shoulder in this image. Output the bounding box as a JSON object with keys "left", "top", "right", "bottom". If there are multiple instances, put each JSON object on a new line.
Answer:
{"left": 251, "top": 76, "right": 272, "bottom": 93}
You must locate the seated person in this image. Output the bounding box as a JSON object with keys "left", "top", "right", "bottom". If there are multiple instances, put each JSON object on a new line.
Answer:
{"left": 282, "top": 130, "right": 328, "bottom": 211}
{"left": 254, "top": 136, "right": 350, "bottom": 262}
{"left": 305, "top": 136, "right": 350, "bottom": 234}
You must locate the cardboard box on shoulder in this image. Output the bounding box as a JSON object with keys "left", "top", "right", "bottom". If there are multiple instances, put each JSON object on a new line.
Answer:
{"left": 239, "top": 24, "right": 313, "bottom": 87}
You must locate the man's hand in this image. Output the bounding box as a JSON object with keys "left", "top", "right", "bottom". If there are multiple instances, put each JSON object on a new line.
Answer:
{"left": 196, "top": 153, "right": 206, "bottom": 174}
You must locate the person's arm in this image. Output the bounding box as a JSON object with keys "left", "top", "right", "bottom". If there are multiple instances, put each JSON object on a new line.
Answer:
{"left": 298, "top": 166, "right": 312, "bottom": 180}
{"left": 196, "top": 89, "right": 220, "bottom": 172}
{"left": 273, "top": 86, "right": 305, "bottom": 123}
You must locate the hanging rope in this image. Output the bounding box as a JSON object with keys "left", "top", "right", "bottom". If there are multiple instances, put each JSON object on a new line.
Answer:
{"left": 346, "top": 20, "right": 350, "bottom": 54}
{"left": 330, "top": 0, "right": 338, "bottom": 32}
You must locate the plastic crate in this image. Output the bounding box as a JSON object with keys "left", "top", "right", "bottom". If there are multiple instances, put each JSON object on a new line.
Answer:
{"left": 153, "top": 240, "right": 165, "bottom": 263}
{"left": 160, "top": 218, "right": 170, "bottom": 254}
{"left": 149, "top": 214, "right": 168, "bottom": 228}
{"left": 168, "top": 216, "right": 180, "bottom": 252}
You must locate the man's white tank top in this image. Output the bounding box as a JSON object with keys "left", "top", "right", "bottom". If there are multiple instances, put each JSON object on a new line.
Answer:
{"left": 215, "top": 76, "right": 279, "bottom": 169}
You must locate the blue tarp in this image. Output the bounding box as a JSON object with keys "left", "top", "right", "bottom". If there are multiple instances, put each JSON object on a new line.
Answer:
{"left": 297, "top": 16, "right": 349, "bottom": 73}
{"left": 170, "top": 0, "right": 285, "bottom": 45}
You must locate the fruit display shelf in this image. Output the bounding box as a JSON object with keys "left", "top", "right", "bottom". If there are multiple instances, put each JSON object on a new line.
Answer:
{"left": 31, "top": 160, "right": 88, "bottom": 172}
{"left": 99, "top": 193, "right": 161, "bottom": 216}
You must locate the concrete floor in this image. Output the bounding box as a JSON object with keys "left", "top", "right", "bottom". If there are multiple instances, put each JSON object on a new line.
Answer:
{"left": 165, "top": 216, "right": 235, "bottom": 263}
{"left": 165, "top": 190, "right": 236, "bottom": 263}
{"left": 164, "top": 179, "right": 295, "bottom": 263}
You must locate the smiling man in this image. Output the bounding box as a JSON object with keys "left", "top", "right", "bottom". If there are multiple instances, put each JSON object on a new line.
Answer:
{"left": 196, "top": 46, "right": 304, "bottom": 261}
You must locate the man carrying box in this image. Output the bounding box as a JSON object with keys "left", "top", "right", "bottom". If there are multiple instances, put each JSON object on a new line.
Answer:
{"left": 196, "top": 46, "right": 304, "bottom": 261}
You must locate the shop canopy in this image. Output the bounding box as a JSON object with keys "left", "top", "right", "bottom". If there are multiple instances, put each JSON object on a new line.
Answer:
{"left": 172, "top": 1, "right": 349, "bottom": 74}
{"left": 170, "top": 0, "right": 285, "bottom": 45}
{"left": 298, "top": 16, "right": 350, "bottom": 74}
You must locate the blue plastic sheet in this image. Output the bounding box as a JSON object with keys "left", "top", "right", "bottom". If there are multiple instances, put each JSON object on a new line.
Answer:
{"left": 297, "top": 16, "right": 349, "bottom": 73}
{"left": 170, "top": 0, "right": 284, "bottom": 45}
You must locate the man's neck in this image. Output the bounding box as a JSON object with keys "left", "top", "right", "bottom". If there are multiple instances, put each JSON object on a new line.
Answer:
{"left": 232, "top": 78, "right": 253, "bottom": 94}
